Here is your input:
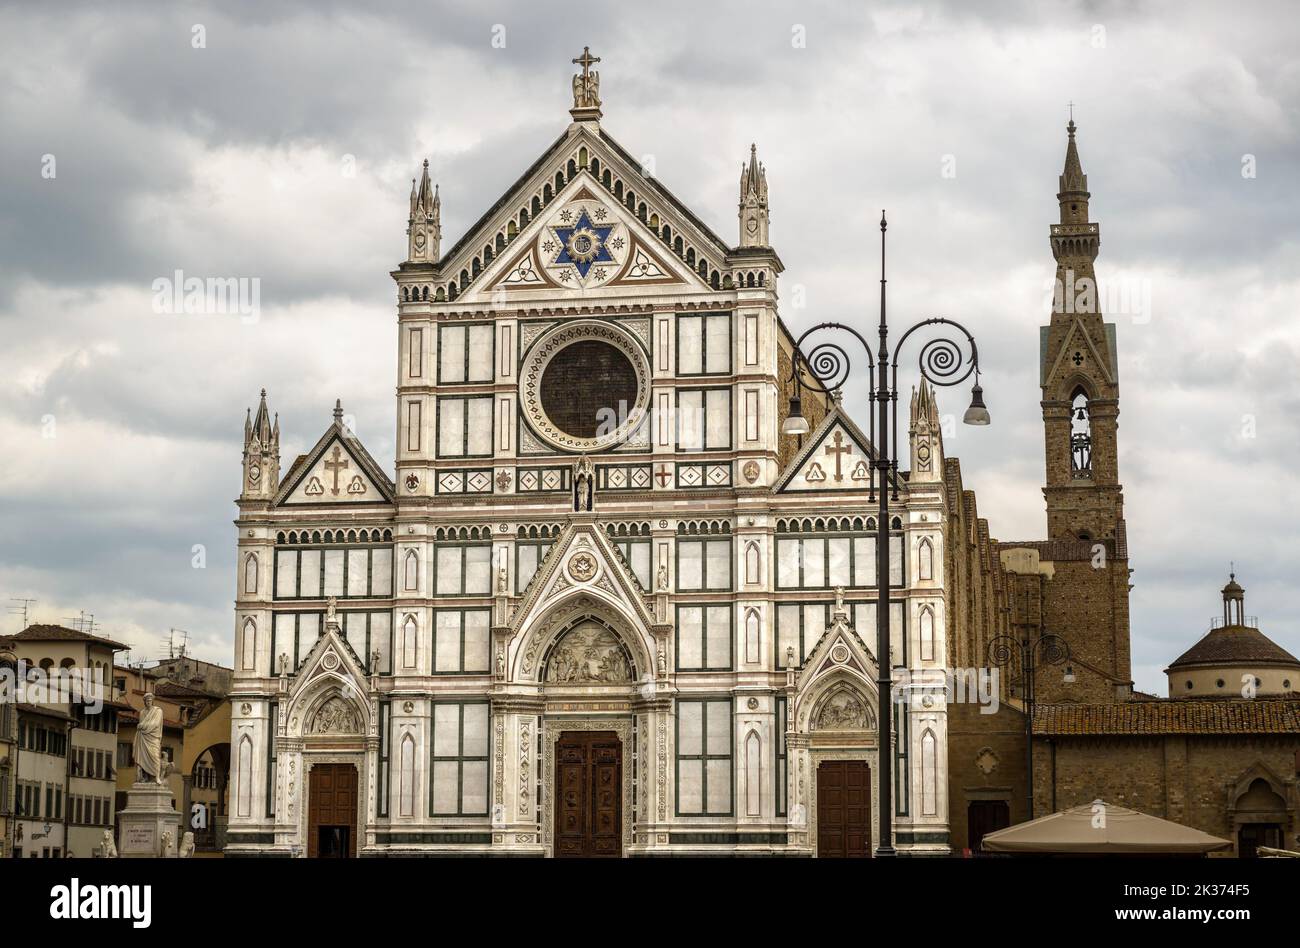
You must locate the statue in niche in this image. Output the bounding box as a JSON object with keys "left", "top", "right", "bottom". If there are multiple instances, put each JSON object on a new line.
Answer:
{"left": 545, "top": 622, "right": 631, "bottom": 683}
{"left": 311, "top": 696, "right": 359, "bottom": 734}
{"left": 815, "top": 690, "right": 870, "bottom": 730}
{"left": 574, "top": 454, "right": 595, "bottom": 511}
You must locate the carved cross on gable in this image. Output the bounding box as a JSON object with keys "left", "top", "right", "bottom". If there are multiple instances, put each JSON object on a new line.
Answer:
{"left": 325, "top": 445, "right": 349, "bottom": 496}
{"left": 825, "top": 430, "right": 853, "bottom": 482}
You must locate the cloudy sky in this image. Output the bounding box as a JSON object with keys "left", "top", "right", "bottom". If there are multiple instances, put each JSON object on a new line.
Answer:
{"left": 1, "top": 1, "right": 1297, "bottom": 693}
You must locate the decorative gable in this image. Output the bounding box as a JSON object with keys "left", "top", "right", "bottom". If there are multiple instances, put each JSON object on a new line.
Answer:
{"left": 275, "top": 422, "right": 395, "bottom": 508}
{"left": 433, "top": 125, "right": 736, "bottom": 303}
{"left": 1040, "top": 315, "right": 1117, "bottom": 391}
{"left": 470, "top": 171, "right": 706, "bottom": 303}
{"left": 774, "top": 407, "right": 880, "bottom": 493}
{"left": 506, "top": 519, "right": 662, "bottom": 683}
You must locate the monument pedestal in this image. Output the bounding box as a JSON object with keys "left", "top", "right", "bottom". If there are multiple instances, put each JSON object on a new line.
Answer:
{"left": 117, "top": 782, "right": 182, "bottom": 858}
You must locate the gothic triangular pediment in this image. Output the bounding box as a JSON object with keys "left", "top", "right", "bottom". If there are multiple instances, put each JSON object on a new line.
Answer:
{"left": 795, "top": 606, "right": 879, "bottom": 694}
{"left": 274, "top": 423, "right": 395, "bottom": 507}
{"left": 434, "top": 124, "right": 734, "bottom": 302}
{"left": 1041, "top": 315, "right": 1116, "bottom": 391}
{"left": 508, "top": 518, "right": 658, "bottom": 640}
{"left": 468, "top": 170, "right": 710, "bottom": 302}
{"left": 774, "top": 405, "right": 900, "bottom": 494}
{"left": 284, "top": 619, "right": 371, "bottom": 739}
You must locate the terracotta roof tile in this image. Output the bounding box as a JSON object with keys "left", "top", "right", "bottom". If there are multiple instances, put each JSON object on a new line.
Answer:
{"left": 1034, "top": 698, "right": 1300, "bottom": 736}
{"left": 1, "top": 624, "right": 129, "bottom": 651}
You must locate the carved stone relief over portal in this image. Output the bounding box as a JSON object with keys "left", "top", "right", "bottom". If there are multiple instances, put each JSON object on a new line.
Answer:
{"left": 310, "top": 696, "right": 360, "bottom": 735}
{"left": 814, "top": 689, "right": 871, "bottom": 730}
{"left": 544, "top": 621, "right": 632, "bottom": 683}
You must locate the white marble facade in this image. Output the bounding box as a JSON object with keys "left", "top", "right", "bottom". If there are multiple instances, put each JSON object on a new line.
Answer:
{"left": 226, "top": 60, "right": 951, "bottom": 857}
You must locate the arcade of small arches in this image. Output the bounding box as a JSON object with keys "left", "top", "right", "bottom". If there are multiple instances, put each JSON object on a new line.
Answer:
{"left": 276, "top": 528, "right": 394, "bottom": 545}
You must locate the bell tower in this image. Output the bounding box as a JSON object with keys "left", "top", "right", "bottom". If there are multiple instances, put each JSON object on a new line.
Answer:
{"left": 1039, "top": 119, "right": 1123, "bottom": 543}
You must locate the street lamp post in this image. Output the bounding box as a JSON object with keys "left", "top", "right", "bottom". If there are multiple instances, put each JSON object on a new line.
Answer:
{"left": 782, "top": 213, "right": 989, "bottom": 857}
{"left": 985, "top": 632, "right": 1071, "bottom": 820}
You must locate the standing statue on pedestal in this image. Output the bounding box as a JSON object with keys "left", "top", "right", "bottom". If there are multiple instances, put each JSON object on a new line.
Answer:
{"left": 574, "top": 455, "right": 595, "bottom": 511}
{"left": 134, "top": 692, "right": 166, "bottom": 785}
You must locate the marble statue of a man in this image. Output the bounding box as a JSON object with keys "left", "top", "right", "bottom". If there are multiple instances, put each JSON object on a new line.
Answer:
{"left": 134, "top": 692, "right": 165, "bottom": 784}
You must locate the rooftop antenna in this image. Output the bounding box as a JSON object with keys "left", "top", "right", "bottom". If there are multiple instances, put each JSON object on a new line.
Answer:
{"left": 64, "top": 611, "right": 96, "bottom": 633}
{"left": 168, "top": 628, "right": 191, "bottom": 661}
{"left": 8, "top": 598, "right": 36, "bottom": 630}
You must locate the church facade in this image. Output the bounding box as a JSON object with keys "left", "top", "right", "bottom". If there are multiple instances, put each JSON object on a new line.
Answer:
{"left": 226, "top": 53, "right": 965, "bottom": 857}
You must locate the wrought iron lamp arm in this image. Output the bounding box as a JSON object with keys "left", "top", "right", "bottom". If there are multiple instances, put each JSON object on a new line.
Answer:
{"left": 786, "top": 322, "right": 880, "bottom": 495}
{"left": 887, "top": 316, "right": 983, "bottom": 499}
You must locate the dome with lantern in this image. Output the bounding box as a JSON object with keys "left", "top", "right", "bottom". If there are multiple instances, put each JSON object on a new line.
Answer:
{"left": 1164, "top": 573, "right": 1300, "bottom": 698}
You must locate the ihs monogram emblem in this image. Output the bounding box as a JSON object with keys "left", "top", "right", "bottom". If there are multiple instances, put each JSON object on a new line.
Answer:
{"left": 552, "top": 209, "right": 614, "bottom": 279}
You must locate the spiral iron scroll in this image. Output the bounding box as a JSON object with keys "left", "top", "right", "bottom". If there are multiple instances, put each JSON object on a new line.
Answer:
{"left": 803, "top": 341, "right": 852, "bottom": 392}
{"left": 1036, "top": 633, "right": 1070, "bottom": 667}
{"left": 986, "top": 635, "right": 1019, "bottom": 668}
{"left": 985, "top": 633, "right": 1070, "bottom": 669}
{"left": 915, "top": 333, "right": 977, "bottom": 388}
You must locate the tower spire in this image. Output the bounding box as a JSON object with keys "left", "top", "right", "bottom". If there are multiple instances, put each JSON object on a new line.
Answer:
{"left": 1059, "top": 117, "right": 1088, "bottom": 199}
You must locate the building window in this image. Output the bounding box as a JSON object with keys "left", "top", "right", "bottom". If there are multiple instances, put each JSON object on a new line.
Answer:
{"left": 437, "top": 395, "right": 494, "bottom": 457}
{"left": 676, "top": 538, "right": 731, "bottom": 592}
{"left": 432, "top": 609, "right": 491, "bottom": 674}
{"left": 676, "top": 605, "right": 733, "bottom": 671}
{"left": 515, "top": 541, "right": 553, "bottom": 594}
{"left": 611, "top": 538, "right": 651, "bottom": 590}
{"left": 676, "top": 312, "right": 731, "bottom": 375}
{"left": 774, "top": 529, "right": 903, "bottom": 590}
{"left": 676, "top": 697, "right": 733, "bottom": 816}
{"left": 434, "top": 543, "right": 493, "bottom": 595}
{"left": 676, "top": 388, "right": 731, "bottom": 451}
{"left": 273, "top": 545, "right": 393, "bottom": 600}
{"left": 437, "top": 323, "right": 493, "bottom": 384}
{"left": 430, "top": 702, "right": 489, "bottom": 816}
{"left": 776, "top": 600, "right": 906, "bottom": 668}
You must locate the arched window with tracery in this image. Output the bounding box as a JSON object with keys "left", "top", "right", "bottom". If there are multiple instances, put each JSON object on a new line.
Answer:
{"left": 1070, "top": 386, "right": 1092, "bottom": 478}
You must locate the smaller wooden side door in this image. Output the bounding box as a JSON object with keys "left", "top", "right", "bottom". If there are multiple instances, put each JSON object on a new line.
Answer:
{"left": 308, "top": 763, "right": 358, "bottom": 858}
{"left": 817, "top": 760, "right": 871, "bottom": 858}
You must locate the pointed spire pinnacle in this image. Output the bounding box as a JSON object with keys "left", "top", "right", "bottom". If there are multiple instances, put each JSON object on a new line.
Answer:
{"left": 251, "top": 388, "right": 272, "bottom": 442}
{"left": 740, "top": 143, "right": 767, "bottom": 200}
{"left": 1059, "top": 117, "right": 1088, "bottom": 196}
{"left": 406, "top": 159, "right": 440, "bottom": 262}
{"left": 738, "top": 143, "right": 770, "bottom": 247}
{"left": 333, "top": 399, "right": 344, "bottom": 425}
{"left": 412, "top": 159, "right": 435, "bottom": 219}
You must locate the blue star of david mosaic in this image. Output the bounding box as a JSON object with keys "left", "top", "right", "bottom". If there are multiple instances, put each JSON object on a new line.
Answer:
{"left": 553, "top": 210, "right": 614, "bottom": 278}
